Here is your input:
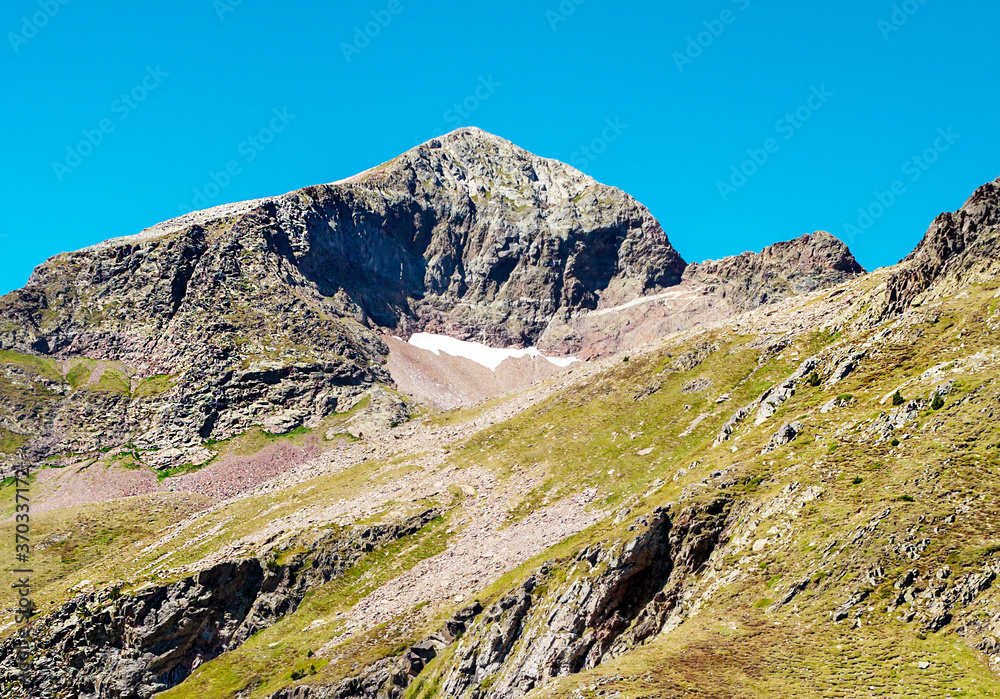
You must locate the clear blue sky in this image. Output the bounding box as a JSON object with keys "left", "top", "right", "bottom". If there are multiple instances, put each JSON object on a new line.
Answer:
{"left": 2, "top": 0, "right": 998, "bottom": 294}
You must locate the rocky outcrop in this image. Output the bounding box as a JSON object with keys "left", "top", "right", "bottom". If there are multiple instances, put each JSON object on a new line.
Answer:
{"left": 432, "top": 498, "right": 732, "bottom": 699}
{"left": 683, "top": 231, "right": 865, "bottom": 313}
{"left": 0, "top": 509, "right": 441, "bottom": 699}
{"left": 883, "top": 177, "right": 1000, "bottom": 315}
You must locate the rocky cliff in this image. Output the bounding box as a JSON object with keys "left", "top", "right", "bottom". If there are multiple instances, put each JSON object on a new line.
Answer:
{"left": 883, "top": 177, "right": 1000, "bottom": 315}
{"left": 683, "top": 231, "right": 866, "bottom": 314}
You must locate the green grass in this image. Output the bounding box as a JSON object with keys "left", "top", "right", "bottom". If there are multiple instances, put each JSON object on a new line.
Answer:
{"left": 0, "top": 493, "right": 211, "bottom": 617}
{"left": 0, "top": 428, "right": 26, "bottom": 454}
{"left": 134, "top": 373, "right": 174, "bottom": 397}
{"left": 156, "top": 458, "right": 215, "bottom": 481}
{"left": 66, "top": 361, "right": 93, "bottom": 389}
{"left": 93, "top": 368, "right": 130, "bottom": 394}
{"left": 0, "top": 349, "right": 64, "bottom": 382}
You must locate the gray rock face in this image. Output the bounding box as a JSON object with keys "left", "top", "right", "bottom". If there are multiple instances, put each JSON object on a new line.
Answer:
{"left": 683, "top": 231, "right": 865, "bottom": 313}
{"left": 883, "top": 178, "right": 1000, "bottom": 315}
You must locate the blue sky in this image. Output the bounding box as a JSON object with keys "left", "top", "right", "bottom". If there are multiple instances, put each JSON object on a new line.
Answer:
{"left": 2, "top": 0, "right": 998, "bottom": 294}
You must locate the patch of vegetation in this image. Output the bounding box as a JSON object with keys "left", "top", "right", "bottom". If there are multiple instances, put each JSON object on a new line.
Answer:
{"left": 0, "top": 429, "right": 26, "bottom": 454}
{"left": 134, "top": 374, "right": 174, "bottom": 397}
{"left": 156, "top": 458, "right": 216, "bottom": 481}
{"left": 0, "top": 349, "right": 64, "bottom": 382}
{"left": 94, "top": 369, "right": 130, "bottom": 395}
{"left": 66, "top": 361, "right": 93, "bottom": 389}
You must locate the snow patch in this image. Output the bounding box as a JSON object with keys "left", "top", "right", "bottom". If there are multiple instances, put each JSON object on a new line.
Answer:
{"left": 408, "top": 333, "right": 579, "bottom": 371}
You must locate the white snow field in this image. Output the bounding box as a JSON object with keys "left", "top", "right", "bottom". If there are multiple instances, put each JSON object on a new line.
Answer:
{"left": 407, "top": 333, "right": 579, "bottom": 371}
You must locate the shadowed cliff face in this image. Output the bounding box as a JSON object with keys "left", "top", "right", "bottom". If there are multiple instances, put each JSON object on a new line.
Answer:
{"left": 267, "top": 127, "right": 688, "bottom": 345}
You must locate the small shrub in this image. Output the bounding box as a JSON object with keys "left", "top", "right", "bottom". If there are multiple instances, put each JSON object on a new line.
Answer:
{"left": 807, "top": 372, "right": 822, "bottom": 387}
{"left": 852, "top": 477, "right": 863, "bottom": 485}
{"left": 891, "top": 438, "right": 901, "bottom": 447}
{"left": 932, "top": 395, "right": 945, "bottom": 410}
{"left": 892, "top": 391, "right": 906, "bottom": 406}
{"left": 291, "top": 669, "right": 306, "bottom": 681}
{"left": 899, "top": 494, "right": 915, "bottom": 503}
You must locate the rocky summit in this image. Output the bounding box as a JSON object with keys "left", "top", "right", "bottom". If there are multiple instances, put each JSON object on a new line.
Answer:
{"left": 2, "top": 132, "right": 1000, "bottom": 699}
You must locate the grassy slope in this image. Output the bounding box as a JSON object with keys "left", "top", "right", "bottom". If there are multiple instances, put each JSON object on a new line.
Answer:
{"left": 5, "top": 279, "right": 1000, "bottom": 698}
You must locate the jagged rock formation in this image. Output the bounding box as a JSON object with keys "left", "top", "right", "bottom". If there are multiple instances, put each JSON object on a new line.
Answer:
{"left": 883, "top": 177, "right": 1000, "bottom": 315}
{"left": 683, "top": 231, "right": 866, "bottom": 314}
